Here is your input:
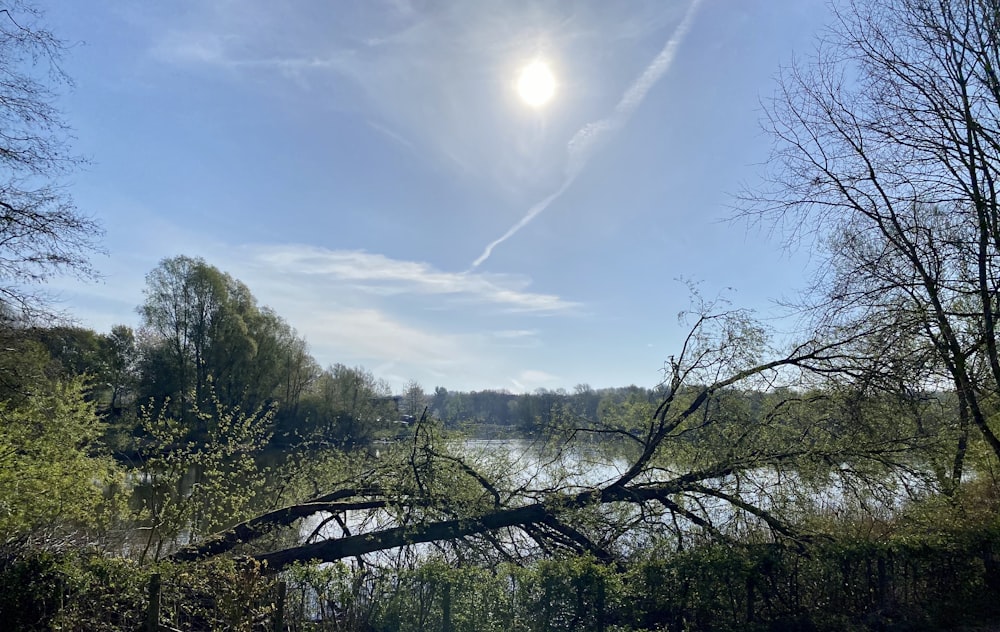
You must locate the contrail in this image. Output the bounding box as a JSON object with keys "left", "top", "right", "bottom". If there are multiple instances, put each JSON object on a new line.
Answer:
{"left": 471, "top": 0, "right": 704, "bottom": 269}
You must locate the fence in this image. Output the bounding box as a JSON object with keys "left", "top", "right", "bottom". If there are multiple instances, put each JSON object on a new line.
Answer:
{"left": 278, "top": 530, "right": 1000, "bottom": 631}
{"left": 130, "top": 561, "right": 289, "bottom": 632}
{"left": 3, "top": 525, "right": 999, "bottom": 631}
{"left": 144, "top": 573, "right": 286, "bottom": 631}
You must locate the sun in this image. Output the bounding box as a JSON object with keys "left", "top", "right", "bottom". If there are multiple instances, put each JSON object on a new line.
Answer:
{"left": 517, "top": 60, "right": 556, "bottom": 108}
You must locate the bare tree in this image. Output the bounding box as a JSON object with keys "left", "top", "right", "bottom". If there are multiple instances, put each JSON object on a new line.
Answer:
{"left": 741, "top": 0, "right": 1000, "bottom": 474}
{"left": 0, "top": 1, "right": 101, "bottom": 320}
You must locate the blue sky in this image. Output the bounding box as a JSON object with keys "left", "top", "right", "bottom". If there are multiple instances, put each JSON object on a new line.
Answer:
{"left": 44, "top": 0, "right": 829, "bottom": 393}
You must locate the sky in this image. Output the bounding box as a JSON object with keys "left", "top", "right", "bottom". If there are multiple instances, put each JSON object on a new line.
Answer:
{"left": 40, "top": 0, "right": 831, "bottom": 393}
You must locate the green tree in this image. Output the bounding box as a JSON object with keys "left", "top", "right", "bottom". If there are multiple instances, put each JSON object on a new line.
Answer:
{"left": 132, "top": 392, "right": 272, "bottom": 561}
{"left": 402, "top": 380, "right": 425, "bottom": 418}
{"left": 0, "top": 376, "right": 119, "bottom": 538}
{"left": 138, "top": 256, "right": 313, "bottom": 438}
{"left": 300, "top": 364, "right": 394, "bottom": 445}
{"left": 0, "top": 329, "right": 49, "bottom": 404}
{"left": 28, "top": 326, "right": 102, "bottom": 379}
{"left": 139, "top": 256, "right": 228, "bottom": 419}
{"left": 100, "top": 324, "right": 138, "bottom": 415}
{"left": 571, "top": 383, "right": 601, "bottom": 421}
{"left": 430, "top": 386, "right": 448, "bottom": 419}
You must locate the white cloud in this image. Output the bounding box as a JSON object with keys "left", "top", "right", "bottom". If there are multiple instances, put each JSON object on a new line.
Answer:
{"left": 492, "top": 329, "right": 538, "bottom": 339}
{"left": 510, "top": 369, "right": 561, "bottom": 393}
{"left": 249, "top": 245, "right": 578, "bottom": 313}
{"left": 299, "top": 307, "right": 472, "bottom": 372}
{"left": 151, "top": 30, "right": 228, "bottom": 65}
{"left": 46, "top": 226, "right": 579, "bottom": 390}
{"left": 206, "top": 243, "right": 575, "bottom": 389}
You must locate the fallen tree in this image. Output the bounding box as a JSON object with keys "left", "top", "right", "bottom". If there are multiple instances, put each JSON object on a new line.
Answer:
{"left": 171, "top": 301, "right": 940, "bottom": 571}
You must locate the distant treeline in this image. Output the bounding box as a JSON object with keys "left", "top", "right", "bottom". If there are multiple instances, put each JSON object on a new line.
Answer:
{"left": 8, "top": 255, "right": 960, "bottom": 462}
{"left": 3, "top": 255, "right": 704, "bottom": 451}
{"left": 427, "top": 384, "right": 662, "bottom": 434}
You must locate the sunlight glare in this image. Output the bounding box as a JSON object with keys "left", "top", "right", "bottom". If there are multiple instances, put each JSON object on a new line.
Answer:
{"left": 517, "top": 60, "right": 555, "bottom": 108}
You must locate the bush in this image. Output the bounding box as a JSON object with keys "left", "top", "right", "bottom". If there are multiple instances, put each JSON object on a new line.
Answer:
{"left": 2, "top": 522, "right": 998, "bottom": 631}
{"left": 0, "top": 545, "right": 280, "bottom": 631}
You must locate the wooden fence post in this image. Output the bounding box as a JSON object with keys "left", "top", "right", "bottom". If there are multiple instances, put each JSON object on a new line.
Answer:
{"left": 596, "top": 573, "right": 606, "bottom": 632}
{"left": 543, "top": 577, "right": 552, "bottom": 632}
{"left": 146, "top": 573, "right": 161, "bottom": 632}
{"left": 877, "top": 555, "right": 888, "bottom": 609}
{"left": 273, "top": 581, "right": 287, "bottom": 632}
{"left": 441, "top": 580, "right": 452, "bottom": 632}
{"left": 56, "top": 575, "right": 65, "bottom": 613}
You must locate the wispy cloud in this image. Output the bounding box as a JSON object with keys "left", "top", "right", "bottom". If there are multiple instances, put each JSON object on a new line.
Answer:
{"left": 492, "top": 329, "right": 538, "bottom": 339}
{"left": 250, "top": 245, "right": 579, "bottom": 313}
{"left": 298, "top": 307, "right": 471, "bottom": 373}
{"left": 227, "top": 245, "right": 579, "bottom": 387}
{"left": 151, "top": 29, "right": 343, "bottom": 80}
{"left": 510, "top": 369, "right": 561, "bottom": 393}
{"left": 471, "top": 0, "right": 704, "bottom": 269}
{"left": 366, "top": 120, "right": 416, "bottom": 152}
{"left": 53, "top": 238, "right": 578, "bottom": 390}
{"left": 143, "top": 2, "right": 687, "bottom": 199}
{"left": 151, "top": 30, "right": 229, "bottom": 65}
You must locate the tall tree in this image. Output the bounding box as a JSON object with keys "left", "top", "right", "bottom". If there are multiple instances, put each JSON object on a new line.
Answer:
{"left": 139, "top": 256, "right": 227, "bottom": 420}
{"left": 402, "top": 380, "right": 425, "bottom": 418}
{"left": 100, "top": 324, "right": 138, "bottom": 415}
{"left": 741, "top": 0, "right": 1000, "bottom": 472}
{"left": 0, "top": 1, "right": 101, "bottom": 320}
{"left": 430, "top": 386, "right": 448, "bottom": 419}
{"left": 138, "top": 256, "right": 312, "bottom": 435}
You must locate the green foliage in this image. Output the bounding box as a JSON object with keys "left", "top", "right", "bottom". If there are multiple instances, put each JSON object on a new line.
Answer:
{"left": 0, "top": 376, "right": 120, "bottom": 538}
{"left": 274, "top": 526, "right": 1000, "bottom": 632}
{"left": 297, "top": 363, "right": 395, "bottom": 446}
{"left": 137, "top": 255, "right": 316, "bottom": 439}
{"left": 288, "top": 556, "right": 618, "bottom": 632}
{"left": 0, "top": 545, "right": 281, "bottom": 631}
{"left": 27, "top": 326, "right": 103, "bottom": 381}
{"left": 0, "top": 334, "right": 51, "bottom": 406}
{"left": 3, "top": 522, "right": 998, "bottom": 632}
{"left": 131, "top": 390, "right": 273, "bottom": 561}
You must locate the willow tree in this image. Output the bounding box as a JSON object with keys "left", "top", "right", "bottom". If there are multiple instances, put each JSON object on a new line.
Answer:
{"left": 138, "top": 256, "right": 314, "bottom": 434}
{"left": 742, "top": 0, "right": 1000, "bottom": 479}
